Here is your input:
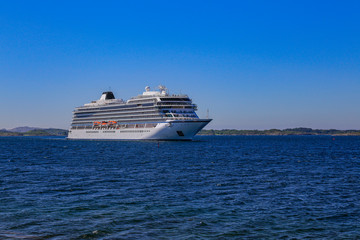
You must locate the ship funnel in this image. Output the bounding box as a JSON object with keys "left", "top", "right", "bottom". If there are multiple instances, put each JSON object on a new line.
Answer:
{"left": 100, "top": 91, "right": 115, "bottom": 100}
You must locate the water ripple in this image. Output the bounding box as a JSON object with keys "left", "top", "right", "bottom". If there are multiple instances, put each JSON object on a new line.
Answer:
{"left": 0, "top": 136, "right": 359, "bottom": 239}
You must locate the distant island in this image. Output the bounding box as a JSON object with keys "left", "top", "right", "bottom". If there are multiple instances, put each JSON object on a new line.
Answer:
{"left": 198, "top": 128, "right": 360, "bottom": 136}
{"left": 1, "top": 127, "right": 360, "bottom": 137}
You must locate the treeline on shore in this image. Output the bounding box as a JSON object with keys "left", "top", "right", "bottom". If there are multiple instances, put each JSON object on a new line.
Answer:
{"left": 0, "top": 129, "right": 68, "bottom": 136}
{"left": 198, "top": 128, "right": 360, "bottom": 136}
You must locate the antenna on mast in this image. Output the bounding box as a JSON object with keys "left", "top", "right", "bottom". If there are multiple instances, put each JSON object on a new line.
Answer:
{"left": 158, "top": 85, "right": 168, "bottom": 95}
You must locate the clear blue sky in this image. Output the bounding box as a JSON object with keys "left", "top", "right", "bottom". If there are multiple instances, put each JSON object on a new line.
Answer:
{"left": 1, "top": 0, "right": 359, "bottom": 130}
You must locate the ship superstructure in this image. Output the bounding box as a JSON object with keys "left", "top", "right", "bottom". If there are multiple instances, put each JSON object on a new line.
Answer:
{"left": 67, "top": 86, "right": 211, "bottom": 140}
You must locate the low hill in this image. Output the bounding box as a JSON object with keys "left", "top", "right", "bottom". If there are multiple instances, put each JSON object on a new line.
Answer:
{"left": 9, "top": 126, "right": 41, "bottom": 132}
{"left": 0, "top": 129, "right": 22, "bottom": 136}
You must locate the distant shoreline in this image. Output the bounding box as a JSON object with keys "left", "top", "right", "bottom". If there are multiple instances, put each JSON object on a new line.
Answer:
{"left": 0, "top": 128, "right": 68, "bottom": 137}
{"left": 198, "top": 128, "right": 360, "bottom": 136}
{"left": 2, "top": 127, "right": 360, "bottom": 137}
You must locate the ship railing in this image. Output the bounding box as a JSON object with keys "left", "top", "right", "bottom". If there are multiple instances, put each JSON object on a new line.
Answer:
{"left": 156, "top": 102, "right": 194, "bottom": 106}
{"left": 163, "top": 117, "right": 198, "bottom": 120}
{"left": 71, "top": 123, "right": 158, "bottom": 130}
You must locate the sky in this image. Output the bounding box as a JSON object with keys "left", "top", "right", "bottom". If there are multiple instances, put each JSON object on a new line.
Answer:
{"left": 1, "top": 0, "right": 360, "bottom": 130}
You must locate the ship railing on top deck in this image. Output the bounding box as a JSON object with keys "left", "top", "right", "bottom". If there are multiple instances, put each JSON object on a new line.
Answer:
{"left": 157, "top": 102, "right": 194, "bottom": 106}
{"left": 169, "top": 94, "right": 189, "bottom": 97}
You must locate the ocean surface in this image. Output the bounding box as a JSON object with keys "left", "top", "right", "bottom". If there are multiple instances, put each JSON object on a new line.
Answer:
{"left": 0, "top": 136, "right": 359, "bottom": 239}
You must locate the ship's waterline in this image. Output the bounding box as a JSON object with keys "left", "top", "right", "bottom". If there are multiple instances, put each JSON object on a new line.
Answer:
{"left": 68, "top": 86, "right": 211, "bottom": 140}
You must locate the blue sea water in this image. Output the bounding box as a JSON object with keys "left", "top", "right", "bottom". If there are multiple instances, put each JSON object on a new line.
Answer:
{"left": 0, "top": 136, "right": 359, "bottom": 239}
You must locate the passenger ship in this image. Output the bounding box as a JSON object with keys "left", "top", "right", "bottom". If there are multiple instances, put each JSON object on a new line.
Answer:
{"left": 67, "top": 86, "right": 212, "bottom": 140}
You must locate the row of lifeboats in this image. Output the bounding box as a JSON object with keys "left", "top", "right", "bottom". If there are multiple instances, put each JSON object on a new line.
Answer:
{"left": 93, "top": 121, "right": 117, "bottom": 126}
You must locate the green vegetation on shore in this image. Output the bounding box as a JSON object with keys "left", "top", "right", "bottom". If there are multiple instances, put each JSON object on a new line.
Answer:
{"left": 198, "top": 128, "right": 360, "bottom": 136}
{"left": 0, "top": 128, "right": 68, "bottom": 136}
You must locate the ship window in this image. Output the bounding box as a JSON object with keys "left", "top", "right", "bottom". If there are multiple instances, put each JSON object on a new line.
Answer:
{"left": 177, "top": 131, "right": 184, "bottom": 136}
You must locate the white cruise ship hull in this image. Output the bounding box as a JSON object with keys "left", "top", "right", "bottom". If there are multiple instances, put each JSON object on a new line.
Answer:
{"left": 67, "top": 119, "right": 211, "bottom": 140}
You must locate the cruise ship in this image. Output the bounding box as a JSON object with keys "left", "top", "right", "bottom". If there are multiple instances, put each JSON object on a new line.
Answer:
{"left": 67, "top": 86, "right": 212, "bottom": 140}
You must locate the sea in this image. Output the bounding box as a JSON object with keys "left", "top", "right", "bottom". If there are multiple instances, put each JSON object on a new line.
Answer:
{"left": 0, "top": 136, "right": 359, "bottom": 239}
